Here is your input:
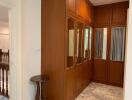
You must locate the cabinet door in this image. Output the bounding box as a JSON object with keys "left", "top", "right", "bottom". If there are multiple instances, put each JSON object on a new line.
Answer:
{"left": 94, "top": 5, "right": 112, "bottom": 27}
{"left": 109, "top": 27, "right": 126, "bottom": 86}
{"left": 65, "top": 69, "right": 76, "bottom": 100}
{"left": 67, "top": 0, "right": 76, "bottom": 13}
{"left": 112, "top": 2, "right": 129, "bottom": 26}
{"left": 93, "top": 28, "right": 108, "bottom": 82}
{"left": 76, "top": 0, "right": 88, "bottom": 20}
{"left": 67, "top": 18, "right": 75, "bottom": 68}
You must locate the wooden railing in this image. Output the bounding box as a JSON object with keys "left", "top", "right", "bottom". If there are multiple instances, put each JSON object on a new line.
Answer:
{"left": 0, "top": 50, "right": 9, "bottom": 98}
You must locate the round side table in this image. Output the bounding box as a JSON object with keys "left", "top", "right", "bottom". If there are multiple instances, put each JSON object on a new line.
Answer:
{"left": 31, "top": 75, "right": 49, "bottom": 100}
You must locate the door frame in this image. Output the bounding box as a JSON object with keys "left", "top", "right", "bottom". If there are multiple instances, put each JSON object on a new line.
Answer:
{"left": 0, "top": 0, "right": 22, "bottom": 100}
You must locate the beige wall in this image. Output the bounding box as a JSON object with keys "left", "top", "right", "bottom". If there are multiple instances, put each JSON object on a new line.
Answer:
{"left": 21, "top": 0, "right": 41, "bottom": 100}
{"left": 124, "top": 0, "right": 132, "bottom": 100}
{"left": 0, "top": 33, "right": 9, "bottom": 50}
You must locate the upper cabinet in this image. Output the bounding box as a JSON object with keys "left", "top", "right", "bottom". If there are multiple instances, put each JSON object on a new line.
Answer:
{"left": 112, "top": 2, "right": 129, "bottom": 26}
{"left": 94, "top": 1, "right": 129, "bottom": 27}
{"left": 94, "top": 5, "right": 112, "bottom": 27}
{"left": 67, "top": 0, "right": 76, "bottom": 13}
{"left": 76, "top": 0, "right": 86, "bottom": 18}
{"left": 76, "top": 0, "right": 93, "bottom": 23}
{"left": 66, "top": 0, "right": 93, "bottom": 24}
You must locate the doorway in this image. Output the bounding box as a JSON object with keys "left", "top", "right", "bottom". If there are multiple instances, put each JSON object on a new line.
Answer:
{"left": 0, "top": 1, "right": 22, "bottom": 100}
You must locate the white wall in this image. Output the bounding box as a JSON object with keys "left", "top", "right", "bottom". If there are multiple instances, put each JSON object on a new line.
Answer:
{"left": 124, "top": 0, "right": 132, "bottom": 100}
{"left": 21, "top": 0, "right": 41, "bottom": 100}
{"left": 0, "top": 33, "right": 9, "bottom": 50}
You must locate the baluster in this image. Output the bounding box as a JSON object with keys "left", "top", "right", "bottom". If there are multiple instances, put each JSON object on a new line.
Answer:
{"left": 2, "top": 66, "right": 4, "bottom": 95}
{"left": 0, "top": 67, "right": 1, "bottom": 93}
{"left": 6, "top": 66, "right": 8, "bottom": 97}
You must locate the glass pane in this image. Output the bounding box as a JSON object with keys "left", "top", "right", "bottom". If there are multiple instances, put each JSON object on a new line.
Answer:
{"left": 95, "top": 28, "right": 107, "bottom": 59}
{"left": 84, "top": 28, "right": 89, "bottom": 59}
{"left": 110, "top": 27, "right": 125, "bottom": 61}
{"left": 76, "top": 23, "right": 83, "bottom": 64}
{"left": 67, "top": 18, "right": 75, "bottom": 67}
{"left": 89, "top": 27, "right": 92, "bottom": 59}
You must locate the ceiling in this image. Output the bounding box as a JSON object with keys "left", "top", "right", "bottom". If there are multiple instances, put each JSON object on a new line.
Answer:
{"left": 0, "top": 6, "right": 9, "bottom": 34}
{"left": 0, "top": 6, "right": 8, "bottom": 23}
{"left": 89, "top": 0, "right": 129, "bottom": 6}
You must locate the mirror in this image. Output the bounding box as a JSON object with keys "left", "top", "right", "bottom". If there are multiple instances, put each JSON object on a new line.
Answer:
{"left": 67, "top": 18, "right": 75, "bottom": 67}
{"left": 94, "top": 28, "right": 107, "bottom": 59}
{"left": 89, "top": 27, "right": 92, "bottom": 59}
{"left": 110, "top": 27, "right": 125, "bottom": 61}
{"left": 84, "top": 27, "right": 89, "bottom": 59}
{"left": 76, "top": 22, "right": 84, "bottom": 64}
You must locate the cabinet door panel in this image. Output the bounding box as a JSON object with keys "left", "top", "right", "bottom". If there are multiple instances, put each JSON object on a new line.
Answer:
{"left": 94, "top": 59, "right": 107, "bottom": 82}
{"left": 76, "top": 0, "right": 87, "bottom": 17}
{"left": 112, "top": 2, "right": 129, "bottom": 26}
{"left": 65, "top": 69, "right": 76, "bottom": 100}
{"left": 109, "top": 61, "right": 124, "bottom": 86}
{"left": 67, "top": 0, "right": 76, "bottom": 13}
{"left": 94, "top": 5, "right": 112, "bottom": 27}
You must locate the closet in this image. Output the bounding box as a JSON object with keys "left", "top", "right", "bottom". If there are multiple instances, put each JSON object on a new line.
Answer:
{"left": 41, "top": 0, "right": 129, "bottom": 100}
{"left": 42, "top": 0, "right": 93, "bottom": 100}
{"left": 93, "top": 2, "right": 129, "bottom": 86}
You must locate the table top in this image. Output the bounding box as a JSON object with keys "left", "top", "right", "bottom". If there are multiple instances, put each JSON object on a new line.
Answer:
{"left": 31, "top": 75, "right": 49, "bottom": 83}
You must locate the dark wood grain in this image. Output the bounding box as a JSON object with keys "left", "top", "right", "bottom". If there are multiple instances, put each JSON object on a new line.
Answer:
{"left": 112, "top": 2, "right": 129, "bottom": 26}
{"left": 41, "top": 0, "right": 66, "bottom": 99}
{"left": 93, "top": 59, "right": 108, "bottom": 82}
{"left": 93, "top": 1, "right": 129, "bottom": 86}
{"left": 109, "top": 61, "right": 124, "bottom": 86}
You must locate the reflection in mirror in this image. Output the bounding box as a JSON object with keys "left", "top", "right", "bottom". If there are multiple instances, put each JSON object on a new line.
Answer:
{"left": 110, "top": 27, "right": 125, "bottom": 61}
{"left": 84, "top": 27, "right": 89, "bottom": 59}
{"left": 67, "top": 18, "right": 75, "bottom": 67}
{"left": 76, "top": 23, "right": 84, "bottom": 64}
{"left": 89, "top": 27, "right": 92, "bottom": 59}
{"left": 95, "top": 28, "right": 107, "bottom": 59}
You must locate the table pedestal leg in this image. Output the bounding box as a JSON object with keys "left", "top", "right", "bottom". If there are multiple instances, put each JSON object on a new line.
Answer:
{"left": 35, "top": 82, "right": 40, "bottom": 100}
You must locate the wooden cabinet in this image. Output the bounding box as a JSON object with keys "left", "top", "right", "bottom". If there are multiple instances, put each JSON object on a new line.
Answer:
{"left": 76, "top": 0, "right": 86, "bottom": 18}
{"left": 41, "top": 0, "right": 66, "bottom": 100}
{"left": 76, "top": 0, "right": 93, "bottom": 23}
{"left": 65, "top": 19, "right": 93, "bottom": 100}
{"left": 67, "top": 0, "right": 76, "bottom": 13}
{"left": 65, "top": 69, "right": 76, "bottom": 100}
{"left": 42, "top": 0, "right": 93, "bottom": 100}
{"left": 93, "top": 2, "right": 129, "bottom": 86}
{"left": 93, "top": 59, "right": 107, "bottom": 82}
{"left": 66, "top": 0, "right": 93, "bottom": 24}
{"left": 109, "top": 61, "right": 124, "bottom": 86}
{"left": 112, "top": 2, "right": 129, "bottom": 26}
{"left": 94, "top": 5, "right": 112, "bottom": 27}
{"left": 94, "top": 1, "right": 129, "bottom": 27}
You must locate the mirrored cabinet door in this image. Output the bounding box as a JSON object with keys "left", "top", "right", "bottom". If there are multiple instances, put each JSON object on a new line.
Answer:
{"left": 67, "top": 18, "right": 75, "bottom": 67}
{"left": 89, "top": 27, "right": 92, "bottom": 59}
{"left": 110, "top": 27, "right": 125, "bottom": 61}
{"left": 94, "top": 28, "right": 108, "bottom": 60}
{"left": 84, "top": 26, "right": 92, "bottom": 60}
{"left": 84, "top": 27, "right": 89, "bottom": 60}
{"left": 75, "top": 22, "right": 84, "bottom": 64}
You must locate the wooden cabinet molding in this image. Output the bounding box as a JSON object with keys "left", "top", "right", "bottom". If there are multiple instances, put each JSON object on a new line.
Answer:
{"left": 67, "top": 0, "right": 94, "bottom": 25}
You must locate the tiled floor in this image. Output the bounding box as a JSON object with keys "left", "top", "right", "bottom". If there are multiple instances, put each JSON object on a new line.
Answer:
{"left": 0, "top": 96, "right": 8, "bottom": 100}
{"left": 75, "top": 82, "right": 123, "bottom": 100}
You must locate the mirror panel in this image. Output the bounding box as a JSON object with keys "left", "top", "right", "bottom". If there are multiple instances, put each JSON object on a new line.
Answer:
{"left": 110, "top": 27, "right": 125, "bottom": 61}
{"left": 84, "top": 27, "right": 89, "bottom": 59}
{"left": 94, "top": 28, "right": 107, "bottom": 60}
{"left": 76, "top": 22, "right": 84, "bottom": 64}
{"left": 89, "top": 27, "right": 92, "bottom": 59}
{"left": 67, "top": 18, "right": 75, "bottom": 67}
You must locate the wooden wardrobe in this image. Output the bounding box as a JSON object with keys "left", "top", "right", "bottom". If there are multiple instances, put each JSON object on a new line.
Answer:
{"left": 93, "top": 1, "right": 129, "bottom": 86}
{"left": 41, "top": 0, "right": 93, "bottom": 100}
{"left": 41, "top": 0, "right": 129, "bottom": 100}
